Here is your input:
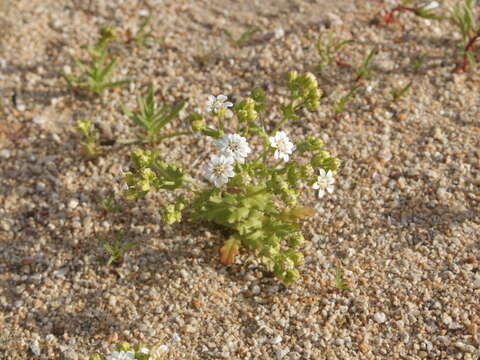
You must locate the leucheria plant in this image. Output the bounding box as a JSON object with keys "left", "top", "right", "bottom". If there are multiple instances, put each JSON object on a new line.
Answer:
{"left": 123, "top": 72, "right": 340, "bottom": 284}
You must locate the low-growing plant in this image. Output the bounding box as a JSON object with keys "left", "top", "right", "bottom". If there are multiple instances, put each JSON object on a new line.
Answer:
{"left": 62, "top": 27, "right": 128, "bottom": 96}
{"left": 383, "top": 0, "right": 441, "bottom": 24}
{"left": 355, "top": 48, "right": 378, "bottom": 81}
{"left": 223, "top": 27, "right": 259, "bottom": 47}
{"left": 451, "top": 0, "right": 480, "bottom": 72}
{"left": 333, "top": 86, "right": 359, "bottom": 115}
{"left": 333, "top": 262, "right": 351, "bottom": 291}
{"left": 121, "top": 84, "right": 187, "bottom": 145}
{"left": 98, "top": 231, "right": 136, "bottom": 266}
{"left": 127, "top": 15, "right": 156, "bottom": 48}
{"left": 391, "top": 81, "right": 413, "bottom": 102}
{"left": 90, "top": 341, "right": 168, "bottom": 360}
{"left": 316, "top": 33, "right": 352, "bottom": 73}
{"left": 123, "top": 72, "right": 340, "bottom": 284}
{"left": 76, "top": 119, "right": 100, "bottom": 158}
{"left": 97, "top": 192, "right": 124, "bottom": 214}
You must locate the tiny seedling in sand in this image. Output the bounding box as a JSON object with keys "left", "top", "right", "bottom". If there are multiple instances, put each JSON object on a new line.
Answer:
{"left": 98, "top": 231, "right": 136, "bottom": 266}
{"left": 62, "top": 27, "right": 128, "bottom": 97}
{"left": 391, "top": 81, "right": 413, "bottom": 102}
{"left": 383, "top": 0, "right": 442, "bottom": 24}
{"left": 121, "top": 84, "right": 187, "bottom": 145}
{"left": 224, "top": 27, "right": 259, "bottom": 47}
{"left": 97, "top": 192, "right": 124, "bottom": 214}
{"left": 334, "top": 86, "right": 359, "bottom": 115}
{"left": 355, "top": 48, "right": 378, "bottom": 81}
{"left": 316, "top": 33, "right": 352, "bottom": 73}
{"left": 451, "top": 0, "right": 480, "bottom": 72}
{"left": 76, "top": 119, "right": 100, "bottom": 158}
{"left": 333, "top": 262, "right": 351, "bottom": 291}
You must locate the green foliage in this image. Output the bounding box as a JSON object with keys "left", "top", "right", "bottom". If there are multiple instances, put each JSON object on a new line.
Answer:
{"left": 123, "top": 72, "right": 339, "bottom": 284}
{"left": 224, "top": 27, "right": 259, "bottom": 47}
{"left": 334, "top": 262, "right": 351, "bottom": 291}
{"left": 333, "top": 87, "right": 359, "bottom": 114}
{"left": 121, "top": 84, "right": 187, "bottom": 144}
{"left": 391, "top": 81, "right": 413, "bottom": 102}
{"left": 90, "top": 341, "right": 168, "bottom": 360}
{"left": 133, "top": 15, "right": 156, "bottom": 48}
{"left": 76, "top": 119, "right": 100, "bottom": 158}
{"left": 355, "top": 48, "right": 377, "bottom": 81}
{"left": 98, "top": 231, "right": 136, "bottom": 266}
{"left": 62, "top": 27, "right": 128, "bottom": 96}
{"left": 316, "top": 33, "right": 352, "bottom": 73}
{"left": 97, "top": 192, "right": 123, "bottom": 213}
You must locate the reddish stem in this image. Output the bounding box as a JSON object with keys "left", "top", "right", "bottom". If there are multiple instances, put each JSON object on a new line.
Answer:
{"left": 384, "top": 5, "right": 417, "bottom": 24}
{"left": 462, "top": 34, "right": 480, "bottom": 71}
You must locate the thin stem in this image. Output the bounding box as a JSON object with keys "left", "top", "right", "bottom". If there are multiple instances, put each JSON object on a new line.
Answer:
{"left": 462, "top": 33, "right": 480, "bottom": 71}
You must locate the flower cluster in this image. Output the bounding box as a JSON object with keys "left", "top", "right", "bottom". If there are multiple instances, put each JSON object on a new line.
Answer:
{"left": 90, "top": 342, "right": 168, "bottom": 360}
{"left": 124, "top": 72, "right": 340, "bottom": 284}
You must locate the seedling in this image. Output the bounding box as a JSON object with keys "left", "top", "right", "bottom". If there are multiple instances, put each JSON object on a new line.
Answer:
{"left": 62, "top": 27, "right": 128, "bottom": 97}
{"left": 126, "top": 15, "right": 159, "bottom": 48}
{"left": 451, "top": 0, "right": 480, "bottom": 72}
{"left": 355, "top": 48, "right": 377, "bottom": 81}
{"left": 224, "top": 27, "right": 259, "bottom": 47}
{"left": 98, "top": 231, "right": 136, "bottom": 266}
{"left": 333, "top": 262, "right": 351, "bottom": 291}
{"left": 391, "top": 81, "right": 412, "bottom": 102}
{"left": 97, "top": 192, "right": 124, "bottom": 215}
{"left": 411, "top": 55, "right": 424, "bottom": 73}
{"left": 316, "top": 33, "right": 352, "bottom": 73}
{"left": 383, "top": 0, "right": 441, "bottom": 24}
{"left": 121, "top": 84, "right": 187, "bottom": 144}
{"left": 333, "top": 86, "right": 359, "bottom": 114}
{"left": 76, "top": 119, "right": 100, "bottom": 158}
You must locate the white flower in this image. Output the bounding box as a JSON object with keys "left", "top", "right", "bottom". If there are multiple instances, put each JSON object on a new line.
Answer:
{"left": 216, "top": 134, "right": 251, "bottom": 163}
{"left": 105, "top": 351, "right": 135, "bottom": 360}
{"left": 205, "top": 94, "right": 233, "bottom": 115}
{"left": 269, "top": 131, "right": 295, "bottom": 162}
{"left": 312, "top": 169, "right": 335, "bottom": 198}
{"left": 150, "top": 345, "right": 168, "bottom": 359}
{"left": 139, "top": 347, "right": 149, "bottom": 354}
{"left": 422, "top": 1, "right": 439, "bottom": 11}
{"left": 204, "top": 154, "right": 235, "bottom": 187}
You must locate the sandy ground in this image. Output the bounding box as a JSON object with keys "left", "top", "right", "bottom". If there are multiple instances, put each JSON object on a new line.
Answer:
{"left": 0, "top": 0, "right": 479, "bottom": 359}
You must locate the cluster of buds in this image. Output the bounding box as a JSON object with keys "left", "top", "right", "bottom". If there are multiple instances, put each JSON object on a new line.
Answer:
{"left": 287, "top": 71, "right": 322, "bottom": 112}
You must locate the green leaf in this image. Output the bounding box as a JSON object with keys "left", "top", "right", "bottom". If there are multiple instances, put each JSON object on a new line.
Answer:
{"left": 219, "top": 236, "right": 241, "bottom": 265}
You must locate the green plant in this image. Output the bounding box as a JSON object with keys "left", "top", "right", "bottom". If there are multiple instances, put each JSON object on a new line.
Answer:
{"left": 224, "top": 27, "right": 259, "bottom": 47}
{"left": 316, "top": 33, "right": 352, "bottom": 73}
{"left": 391, "top": 81, "right": 413, "bottom": 102}
{"left": 333, "top": 86, "right": 359, "bottom": 114}
{"left": 62, "top": 27, "right": 128, "bottom": 96}
{"left": 97, "top": 192, "right": 124, "bottom": 214}
{"left": 98, "top": 231, "right": 136, "bottom": 266}
{"left": 90, "top": 341, "right": 168, "bottom": 360}
{"left": 383, "top": 0, "right": 442, "bottom": 24}
{"left": 124, "top": 72, "right": 340, "bottom": 284}
{"left": 333, "top": 262, "right": 351, "bottom": 291}
{"left": 355, "top": 48, "right": 377, "bottom": 81}
{"left": 121, "top": 84, "right": 187, "bottom": 144}
{"left": 411, "top": 55, "right": 424, "bottom": 73}
{"left": 76, "top": 119, "right": 100, "bottom": 158}
{"left": 451, "top": 0, "right": 480, "bottom": 72}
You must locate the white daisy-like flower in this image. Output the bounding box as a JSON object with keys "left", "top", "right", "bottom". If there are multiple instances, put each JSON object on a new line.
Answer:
{"left": 269, "top": 131, "right": 295, "bottom": 162}
{"left": 150, "top": 345, "right": 169, "bottom": 359}
{"left": 105, "top": 351, "right": 135, "bottom": 360}
{"left": 216, "top": 134, "right": 251, "bottom": 164}
{"left": 205, "top": 94, "right": 233, "bottom": 115}
{"left": 204, "top": 154, "right": 235, "bottom": 187}
{"left": 312, "top": 169, "right": 335, "bottom": 198}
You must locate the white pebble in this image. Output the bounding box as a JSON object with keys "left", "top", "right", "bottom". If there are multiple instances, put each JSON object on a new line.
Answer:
{"left": 373, "top": 312, "right": 387, "bottom": 323}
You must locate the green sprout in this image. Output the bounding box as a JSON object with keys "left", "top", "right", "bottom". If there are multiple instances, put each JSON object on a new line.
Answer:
{"left": 128, "top": 15, "right": 160, "bottom": 48}
{"left": 98, "top": 231, "right": 136, "bottom": 266}
{"left": 355, "top": 48, "right": 377, "bottom": 81}
{"left": 383, "top": 0, "right": 442, "bottom": 24}
{"left": 121, "top": 84, "right": 187, "bottom": 144}
{"left": 391, "top": 81, "right": 413, "bottom": 102}
{"left": 334, "top": 262, "right": 351, "bottom": 291}
{"left": 316, "top": 33, "right": 352, "bottom": 73}
{"left": 97, "top": 192, "right": 123, "bottom": 214}
{"left": 76, "top": 119, "right": 100, "bottom": 158}
{"left": 62, "top": 27, "right": 128, "bottom": 96}
{"left": 333, "top": 86, "right": 359, "bottom": 115}
{"left": 224, "top": 27, "right": 259, "bottom": 47}
{"left": 411, "top": 55, "right": 424, "bottom": 73}
{"left": 451, "top": 0, "right": 480, "bottom": 72}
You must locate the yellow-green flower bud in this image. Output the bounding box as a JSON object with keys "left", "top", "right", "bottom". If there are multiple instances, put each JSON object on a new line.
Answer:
{"left": 289, "top": 234, "right": 305, "bottom": 248}
{"left": 288, "top": 250, "right": 304, "bottom": 265}
{"left": 283, "top": 269, "right": 300, "bottom": 284}
{"left": 236, "top": 97, "right": 258, "bottom": 123}
{"left": 189, "top": 112, "right": 206, "bottom": 132}
{"left": 287, "top": 71, "right": 298, "bottom": 83}
{"left": 90, "top": 354, "right": 102, "bottom": 360}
